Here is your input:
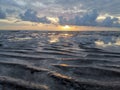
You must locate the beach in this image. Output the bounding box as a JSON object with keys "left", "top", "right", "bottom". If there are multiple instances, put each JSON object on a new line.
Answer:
{"left": 0, "top": 30, "right": 120, "bottom": 90}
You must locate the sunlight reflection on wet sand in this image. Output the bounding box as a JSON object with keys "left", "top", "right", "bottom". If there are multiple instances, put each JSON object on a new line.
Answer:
{"left": 49, "top": 33, "right": 73, "bottom": 43}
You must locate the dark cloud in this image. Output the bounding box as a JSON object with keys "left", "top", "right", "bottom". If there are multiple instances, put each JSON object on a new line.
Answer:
{"left": 59, "top": 10, "right": 99, "bottom": 26}
{"left": 58, "top": 16, "right": 68, "bottom": 25}
{"left": 74, "top": 10, "right": 98, "bottom": 26}
{"left": 58, "top": 10, "right": 120, "bottom": 27}
{"left": 100, "top": 17, "right": 120, "bottom": 27}
{"left": 19, "top": 9, "right": 50, "bottom": 23}
{"left": 0, "top": 8, "right": 6, "bottom": 19}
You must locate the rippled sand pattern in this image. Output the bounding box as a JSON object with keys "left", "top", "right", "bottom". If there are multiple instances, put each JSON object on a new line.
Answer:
{"left": 0, "top": 31, "right": 120, "bottom": 90}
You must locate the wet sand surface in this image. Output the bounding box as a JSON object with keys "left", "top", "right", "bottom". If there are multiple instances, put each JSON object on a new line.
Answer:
{"left": 0, "top": 30, "right": 120, "bottom": 90}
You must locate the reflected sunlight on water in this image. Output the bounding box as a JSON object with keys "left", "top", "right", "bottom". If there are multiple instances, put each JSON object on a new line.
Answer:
{"left": 59, "top": 64, "right": 69, "bottom": 67}
{"left": 48, "top": 33, "right": 73, "bottom": 43}
{"left": 8, "top": 37, "right": 32, "bottom": 41}
{"left": 95, "top": 38, "right": 120, "bottom": 47}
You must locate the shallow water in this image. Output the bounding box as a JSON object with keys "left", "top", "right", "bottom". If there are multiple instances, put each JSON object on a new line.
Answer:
{"left": 0, "top": 30, "right": 120, "bottom": 90}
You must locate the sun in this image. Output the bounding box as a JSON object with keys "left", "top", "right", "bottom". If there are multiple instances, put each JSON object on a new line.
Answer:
{"left": 60, "top": 25, "right": 73, "bottom": 31}
{"left": 63, "top": 25, "right": 71, "bottom": 29}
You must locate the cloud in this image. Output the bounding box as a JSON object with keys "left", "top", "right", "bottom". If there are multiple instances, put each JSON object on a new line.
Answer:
{"left": 1, "top": 0, "right": 120, "bottom": 19}
{"left": 0, "top": 0, "right": 120, "bottom": 28}
{"left": 0, "top": 8, "right": 6, "bottom": 19}
{"left": 0, "top": 0, "right": 24, "bottom": 9}
{"left": 58, "top": 16, "right": 68, "bottom": 25}
{"left": 58, "top": 10, "right": 120, "bottom": 27}
{"left": 100, "top": 17, "right": 120, "bottom": 27}
{"left": 19, "top": 9, "right": 50, "bottom": 23}
{"left": 1, "top": 0, "right": 120, "bottom": 17}
{"left": 55, "top": 0, "right": 120, "bottom": 15}
{"left": 74, "top": 9, "right": 98, "bottom": 26}
{"left": 58, "top": 10, "right": 99, "bottom": 26}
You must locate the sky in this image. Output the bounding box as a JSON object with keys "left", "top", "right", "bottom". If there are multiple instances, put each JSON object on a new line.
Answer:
{"left": 0, "top": 0, "right": 120, "bottom": 31}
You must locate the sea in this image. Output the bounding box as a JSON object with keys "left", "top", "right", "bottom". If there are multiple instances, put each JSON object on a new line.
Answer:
{"left": 0, "top": 30, "right": 120, "bottom": 90}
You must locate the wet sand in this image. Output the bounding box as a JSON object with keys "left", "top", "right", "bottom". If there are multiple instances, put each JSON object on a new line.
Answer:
{"left": 0, "top": 30, "right": 120, "bottom": 90}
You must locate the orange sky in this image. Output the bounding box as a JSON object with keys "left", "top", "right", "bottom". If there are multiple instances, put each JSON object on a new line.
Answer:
{"left": 0, "top": 24, "right": 120, "bottom": 31}
{"left": 0, "top": 19, "right": 120, "bottom": 31}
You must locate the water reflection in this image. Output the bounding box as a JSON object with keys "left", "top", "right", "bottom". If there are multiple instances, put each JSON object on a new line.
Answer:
{"left": 8, "top": 37, "right": 32, "bottom": 41}
{"left": 95, "top": 38, "right": 120, "bottom": 47}
{"left": 59, "top": 64, "right": 69, "bottom": 67}
{"left": 48, "top": 33, "right": 73, "bottom": 43}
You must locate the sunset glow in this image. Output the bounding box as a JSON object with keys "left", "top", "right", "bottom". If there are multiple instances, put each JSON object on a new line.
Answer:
{"left": 0, "top": 0, "right": 120, "bottom": 30}
{"left": 0, "top": 1, "right": 120, "bottom": 89}
{"left": 62, "top": 25, "right": 71, "bottom": 30}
